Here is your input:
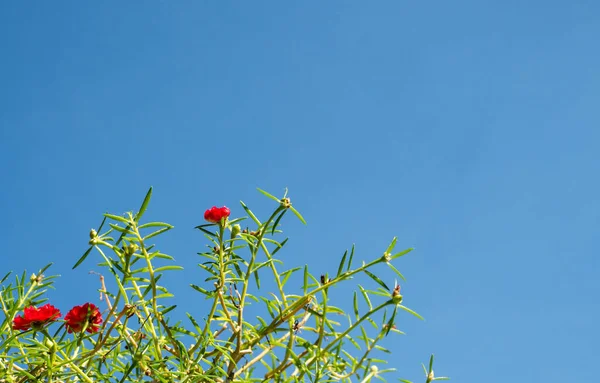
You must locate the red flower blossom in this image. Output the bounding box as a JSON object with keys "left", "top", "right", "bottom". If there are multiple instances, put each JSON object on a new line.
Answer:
{"left": 12, "top": 304, "right": 61, "bottom": 331}
{"left": 204, "top": 206, "right": 231, "bottom": 223}
{"left": 64, "top": 303, "right": 103, "bottom": 334}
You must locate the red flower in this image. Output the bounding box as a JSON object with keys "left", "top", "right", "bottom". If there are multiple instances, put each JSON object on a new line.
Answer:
{"left": 12, "top": 304, "right": 61, "bottom": 331}
{"left": 204, "top": 206, "right": 231, "bottom": 223}
{"left": 64, "top": 303, "right": 103, "bottom": 334}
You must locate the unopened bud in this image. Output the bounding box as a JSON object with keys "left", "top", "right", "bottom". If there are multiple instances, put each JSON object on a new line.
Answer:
{"left": 281, "top": 198, "right": 292, "bottom": 208}
{"left": 428, "top": 370, "right": 434, "bottom": 381}
{"left": 370, "top": 365, "right": 379, "bottom": 374}
{"left": 126, "top": 243, "right": 137, "bottom": 256}
{"left": 44, "top": 338, "right": 57, "bottom": 353}
{"left": 231, "top": 224, "right": 241, "bottom": 239}
{"left": 89, "top": 229, "right": 97, "bottom": 239}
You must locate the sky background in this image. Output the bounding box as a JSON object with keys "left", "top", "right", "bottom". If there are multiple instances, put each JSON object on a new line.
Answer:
{"left": 1, "top": 1, "right": 599, "bottom": 382}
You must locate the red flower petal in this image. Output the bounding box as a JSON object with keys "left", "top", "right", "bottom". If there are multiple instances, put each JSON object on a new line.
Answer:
{"left": 12, "top": 304, "right": 61, "bottom": 331}
{"left": 65, "top": 303, "right": 103, "bottom": 334}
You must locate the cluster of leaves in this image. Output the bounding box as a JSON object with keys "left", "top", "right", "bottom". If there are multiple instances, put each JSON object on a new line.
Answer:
{"left": 0, "top": 188, "right": 448, "bottom": 383}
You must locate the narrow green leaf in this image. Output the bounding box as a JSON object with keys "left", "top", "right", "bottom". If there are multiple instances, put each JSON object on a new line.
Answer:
{"left": 1, "top": 271, "right": 11, "bottom": 284}
{"left": 38, "top": 263, "right": 53, "bottom": 275}
{"left": 190, "top": 284, "right": 211, "bottom": 296}
{"left": 161, "top": 305, "right": 177, "bottom": 315}
{"left": 347, "top": 244, "right": 355, "bottom": 271}
{"left": 385, "top": 237, "right": 398, "bottom": 254}
{"left": 399, "top": 305, "right": 424, "bottom": 320}
{"left": 139, "top": 222, "right": 173, "bottom": 229}
{"left": 143, "top": 226, "right": 173, "bottom": 241}
{"left": 391, "top": 247, "right": 413, "bottom": 260}
{"left": 387, "top": 263, "right": 406, "bottom": 281}
{"left": 271, "top": 210, "right": 287, "bottom": 234}
{"left": 135, "top": 186, "right": 153, "bottom": 222}
{"left": 96, "top": 215, "right": 107, "bottom": 233}
{"left": 257, "top": 188, "right": 280, "bottom": 202}
{"left": 428, "top": 354, "right": 434, "bottom": 372}
{"left": 353, "top": 292, "right": 359, "bottom": 318}
{"left": 271, "top": 238, "right": 288, "bottom": 256}
{"left": 104, "top": 213, "right": 130, "bottom": 224}
{"left": 72, "top": 246, "right": 93, "bottom": 269}
{"left": 358, "top": 285, "right": 373, "bottom": 310}
{"left": 336, "top": 250, "right": 348, "bottom": 278}
{"left": 360, "top": 325, "right": 370, "bottom": 348}
{"left": 154, "top": 265, "right": 184, "bottom": 273}
{"left": 289, "top": 206, "right": 307, "bottom": 225}
{"left": 385, "top": 306, "right": 398, "bottom": 336}
{"left": 303, "top": 265, "right": 309, "bottom": 295}
{"left": 364, "top": 270, "right": 390, "bottom": 291}
{"left": 254, "top": 270, "right": 261, "bottom": 289}
{"left": 196, "top": 226, "right": 217, "bottom": 237}
{"left": 240, "top": 200, "right": 261, "bottom": 225}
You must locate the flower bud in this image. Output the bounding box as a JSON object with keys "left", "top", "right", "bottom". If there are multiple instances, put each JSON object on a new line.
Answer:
{"left": 428, "top": 370, "right": 435, "bottom": 381}
{"left": 126, "top": 243, "right": 138, "bottom": 256}
{"left": 231, "top": 224, "right": 241, "bottom": 239}
{"left": 89, "top": 229, "right": 97, "bottom": 239}
{"left": 44, "top": 338, "right": 57, "bottom": 353}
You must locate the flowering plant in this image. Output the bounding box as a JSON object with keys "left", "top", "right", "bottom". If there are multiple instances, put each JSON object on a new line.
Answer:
{"left": 0, "top": 188, "right": 447, "bottom": 383}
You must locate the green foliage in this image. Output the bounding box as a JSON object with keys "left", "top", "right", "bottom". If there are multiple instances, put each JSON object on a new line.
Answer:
{"left": 0, "top": 188, "right": 446, "bottom": 383}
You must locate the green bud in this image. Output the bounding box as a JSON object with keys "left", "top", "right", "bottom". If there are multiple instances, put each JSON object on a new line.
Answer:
{"left": 392, "top": 294, "right": 403, "bottom": 304}
{"left": 127, "top": 243, "right": 138, "bottom": 256}
{"left": 44, "top": 338, "right": 57, "bottom": 353}
{"left": 231, "top": 224, "right": 241, "bottom": 239}
{"left": 89, "top": 228, "right": 97, "bottom": 239}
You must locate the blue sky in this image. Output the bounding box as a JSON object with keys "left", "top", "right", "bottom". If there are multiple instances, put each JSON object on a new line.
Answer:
{"left": 1, "top": 1, "right": 599, "bottom": 382}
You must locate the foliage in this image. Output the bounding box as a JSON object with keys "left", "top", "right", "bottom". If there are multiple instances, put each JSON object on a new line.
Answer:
{"left": 0, "top": 188, "right": 447, "bottom": 383}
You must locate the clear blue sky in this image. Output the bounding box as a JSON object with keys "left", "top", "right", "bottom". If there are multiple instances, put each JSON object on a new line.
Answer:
{"left": 1, "top": 2, "right": 599, "bottom": 382}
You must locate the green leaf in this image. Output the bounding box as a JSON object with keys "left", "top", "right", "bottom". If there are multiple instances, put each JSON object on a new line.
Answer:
{"left": 358, "top": 285, "right": 372, "bottom": 310}
{"left": 154, "top": 265, "right": 184, "bottom": 273}
{"left": 364, "top": 270, "right": 390, "bottom": 291}
{"left": 135, "top": 186, "right": 153, "bottom": 222}
{"left": 336, "top": 250, "right": 348, "bottom": 278}
{"left": 399, "top": 305, "right": 424, "bottom": 320}
{"left": 360, "top": 325, "right": 370, "bottom": 348}
{"left": 387, "top": 263, "right": 406, "bottom": 281}
{"left": 347, "top": 244, "right": 355, "bottom": 271}
{"left": 139, "top": 222, "right": 173, "bottom": 229}
{"left": 385, "top": 237, "right": 398, "bottom": 254}
{"left": 271, "top": 210, "right": 287, "bottom": 234}
{"left": 161, "top": 305, "right": 177, "bottom": 315}
{"left": 72, "top": 246, "right": 93, "bottom": 269}
{"left": 385, "top": 306, "right": 398, "bottom": 336}
{"left": 257, "top": 188, "right": 280, "bottom": 202}
{"left": 104, "top": 213, "right": 130, "bottom": 224}
{"left": 143, "top": 226, "right": 173, "bottom": 241}
{"left": 1, "top": 271, "right": 11, "bottom": 284}
{"left": 240, "top": 200, "right": 261, "bottom": 225}
{"left": 353, "top": 292, "right": 359, "bottom": 319}
{"left": 428, "top": 354, "right": 434, "bottom": 372}
{"left": 190, "top": 284, "right": 211, "bottom": 296}
{"left": 289, "top": 205, "right": 307, "bottom": 225}
{"left": 254, "top": 270, "right": 261, "bottom": 289}
{"left": 391, "top": 247, "right": 413, "bottom": 260}
{"left": 96, "top": 215, "right": 107, "bottom": 233}
{"left": 196, "top": 225, "right": 217, "bottom": 237}
{"left": 303, "top": 265, "right": 309, "bottom": 295}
